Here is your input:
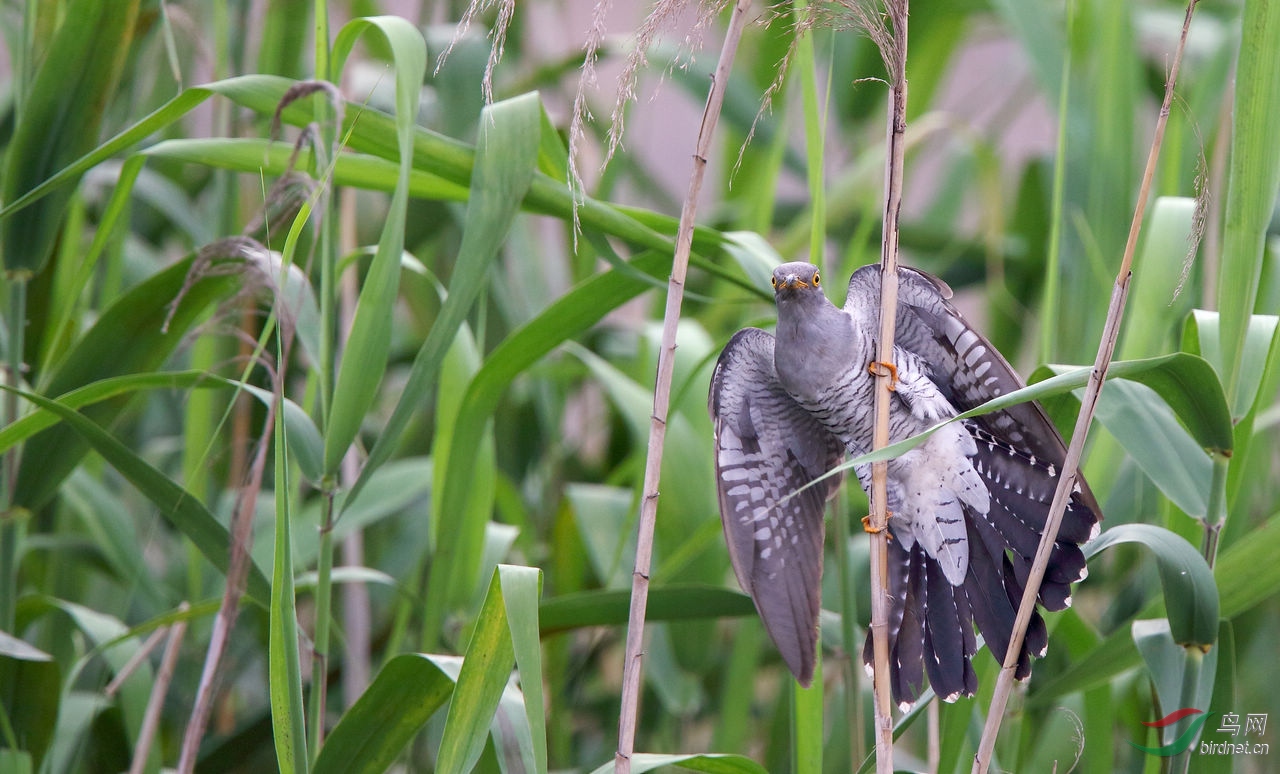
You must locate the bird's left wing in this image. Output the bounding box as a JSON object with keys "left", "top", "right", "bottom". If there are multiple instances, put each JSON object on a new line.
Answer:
{"left": 709, "top": 327, "right": 846, "bottom": 687}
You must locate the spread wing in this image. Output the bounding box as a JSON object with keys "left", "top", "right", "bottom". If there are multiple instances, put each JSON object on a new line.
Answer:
{"left": 890, "top": 266, "right": 1101, "bottom": 542}
{"left": 709, "top": 327, "right": 846, "bottom": 686}
{"left": 846, "top": 264, "right": 1102, "bottom": 542}
{"left": 845, "top": 264, "right": 1102, "bottom": 704}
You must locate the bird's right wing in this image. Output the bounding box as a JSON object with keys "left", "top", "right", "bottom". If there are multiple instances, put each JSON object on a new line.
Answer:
{"left": 709, "top": 327, "right": 846, "bottom": 686}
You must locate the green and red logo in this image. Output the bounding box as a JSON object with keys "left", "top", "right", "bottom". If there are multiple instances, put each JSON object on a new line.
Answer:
{"left": 1130, "top": 708, "right": 1212, "bottom": 756}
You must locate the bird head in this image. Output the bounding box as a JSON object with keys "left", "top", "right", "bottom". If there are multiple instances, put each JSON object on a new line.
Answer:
{"left": 771, "top": 262, "right": 824, "bottom": 298}
{"left": 770, "top": 262, "right": 855, "bottom": 399}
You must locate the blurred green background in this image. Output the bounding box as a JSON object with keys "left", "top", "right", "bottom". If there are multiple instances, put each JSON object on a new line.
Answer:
{"left": 0, "top": 0, "right": 1277, "bottom": 772}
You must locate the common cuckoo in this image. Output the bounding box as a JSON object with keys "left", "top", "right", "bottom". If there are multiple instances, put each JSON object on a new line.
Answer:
{"left": 709, "top": 261, "right": 1101, "bottom": 704}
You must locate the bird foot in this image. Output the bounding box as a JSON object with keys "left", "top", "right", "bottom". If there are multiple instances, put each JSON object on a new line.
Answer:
{"left": 867, "top": 360, "right": 899, "bottom": 391}
{"left": 861, "top": 513, "right": 893, "bottom": 540}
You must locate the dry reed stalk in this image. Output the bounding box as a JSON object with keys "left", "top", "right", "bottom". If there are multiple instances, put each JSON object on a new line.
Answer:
{"left": 177, "top": 392, "right": 279, "bottom": 774}
{"left": 176, "top": 236, "right": 306, "bottom": 772}
{"left": 614, "top": 2, "right": 754, "bottom": 771}
{"left": 971, "top": 2, "right": 1200, "bottom": 770}
{"left": 867, "top": 1, "right": 909, "bottom": 771}
{"left": 129, "top": 604, "right": 189, "bottom": 774}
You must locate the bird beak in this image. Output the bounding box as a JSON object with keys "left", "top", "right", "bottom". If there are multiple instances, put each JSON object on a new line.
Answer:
{"left": 777, "top": 274, "right": 808, "bottom": 290}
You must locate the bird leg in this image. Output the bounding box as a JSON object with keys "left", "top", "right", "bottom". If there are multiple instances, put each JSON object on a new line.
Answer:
{"left": 861, "top": 512, "right": 893, "bottom": 540}
{"left": 867, "top": 360, "right": 899, "bottom": 391}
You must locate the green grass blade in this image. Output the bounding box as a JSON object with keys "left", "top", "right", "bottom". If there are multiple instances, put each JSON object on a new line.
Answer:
{"left": 36, "top": 156, "right": 146, "bottom": 377}
{"left": 270, "top": 395, "right": 308, "bottom": 773}
{"left": 1131, "top": 619, "right": 1215, "bottom": 752}
{"left": 1088, "top": 378, "right": 1210, "bottom": 518}
{"left": 1119, "top": 197, "right": 1196, "bottom": 361}
{"left": 0, "top": 0, "right": 140, "bottom": 277}
{"left": 1, "top": 72, "right": 688, "bottom": 280}
{"left": 0, "top": 633, "right": 57, "bottom": 772}
{"left": 414, "top": 94, "right": 542, "bottom": 648}
{"left": 827, "top": 353, "right": 1233, "bottom": 484}
{"left": 538, "top": 585, "right": 755, "bottom": 635}
{"left": 0, "top": 384, "right": 272, "bottom": 606}
{"left": 425, "top": 319, "right": 496, "bottom": 636}
{"left": 15, "top": 596, "right": 153, "bottom": 773}
{"left": 1039, "top": 0, "right": 1073, "bottom": 364}
{"left": 29, "top": 598, "right": 154, "bottom": 706}
{"left": 322, "top": 16, "right": 426, "bottom": 473}
{"left": 437, "top": 568, "right": 518, "bottom": 774}
{"left": 312, "top": 654, "right": 454, "bottom": 774}
{"left": 792, "top": 670, "right": 823, "bottom": 774}
{"left": 566, "top": 342, "right": 720, "bottom": 581}
{"left": 143, "top": 138, "right": 471, "bottom": 201}
{"left": 1181, "top": 311, "right": 1278, "bottom": 531}
{"left": 499, "top": 565, "right": 547, "bottom": 774}
{"left": 1035, "top": 356, "right": 1233, "bottom": 455}
{"left": 0, "top": 371, "right": 322, "bottom": 485}
{"left": 587, "top": 753, "right": 769, "bottom": 774}
{"left": 0, "top": 371, "right": 211, "bottom": 451}
{"left": 14, "top": 253, "right": 241, "bottom": 511}
{"left": 566, "top": 484, "right": 635, "bottom": 589}
{"left": 0, "top": 78, "right": 278, "bottom": 223}
{"left": 343, "top": 91, "right": 541, "bottom": 520}
{"left": 988, "top": 0, "right": 1064, "bottom": 100}
{"left": 1216, "top": 0, "right": 1280, "bottom": 398}
{"left": 281, "top": 458, "right": 432, "bottom": 574}
{"left": 62, "top": 472, "right": 173, "bottom": 610}
{"left": 1213, "top": 514, "right": 1280, "bottom": 620}
{"left": 1033, "top": 514, "right": 1280, "bottom": 705}
{"left": 1196, "top": 621, "right": 1236, "bottom": 774}
{"left": 1084, "top": 524, "right": 1218, "bottom": 648}
{"left": 1183, "top": 310, "right": 1280, "bottom": 421}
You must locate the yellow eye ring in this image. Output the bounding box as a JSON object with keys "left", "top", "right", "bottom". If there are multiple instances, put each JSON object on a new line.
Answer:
{"left": 813, "top": 272, "right": 821, "bottom": 286}
{"left": 770, "top": 276, "right": 778, "bottom": 288}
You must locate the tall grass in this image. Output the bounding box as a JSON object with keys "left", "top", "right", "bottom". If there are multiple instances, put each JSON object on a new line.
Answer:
{"left": 0, "top": 1, "right": 1277, "bottom": 773}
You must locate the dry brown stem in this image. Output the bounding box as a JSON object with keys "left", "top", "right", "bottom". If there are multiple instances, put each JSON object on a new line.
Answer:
{"left": 867, "top": 2, "right": 908, "bottom": 771}
{"left": 971, "top": 2, "right": 1200, "bottom": 770}
{"left": 614, "top": 2, "right": 754, "bottom": 772}
{"left": 175, "top": 237, "right": 307, "bottom": 774}
{"left": 177, "top": 393, "right": 279, "bottom": 774}
{"left": 129, "top": 604, "right": 189, "bottom": 774}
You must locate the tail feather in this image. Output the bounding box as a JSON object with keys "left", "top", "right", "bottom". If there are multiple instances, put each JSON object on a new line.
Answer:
{"left": 892, "top": 544, "right": 927, "bottom": 705}
{"left": 922, "top": 558, "right": 978, "bottom": 701}
{"left": 1004, "top": 557, "right": 1049, "bottom": 661}
{"left": 971, "top": 501, "right": 1082, "bottom": 612}
{"left": 962, "top": 518, "right": 1044, "bottom": 679}
{"left": 869, "top": 510, "right": 1073, "bottom": 706}
{"left": 1003, "top": 536, "right": 1085, "bottom": 611}
{"left": 865, "top": 541, "right": 926, "bottom": 705}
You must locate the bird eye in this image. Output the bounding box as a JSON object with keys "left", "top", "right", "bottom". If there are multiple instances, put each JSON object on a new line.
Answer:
{"left": 771, "top": 276, "right": 778, "bottom": 288}
{"left": 813, "top": 272, "right": 821, "bottom": 286}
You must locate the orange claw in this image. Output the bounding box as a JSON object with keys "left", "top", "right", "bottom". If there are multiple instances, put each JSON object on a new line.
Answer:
{"left": 868, "top": 360, "right": 899, "bottom": 391}
{"left": 861, "top": 514, "right": 894, "bottom": 540}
